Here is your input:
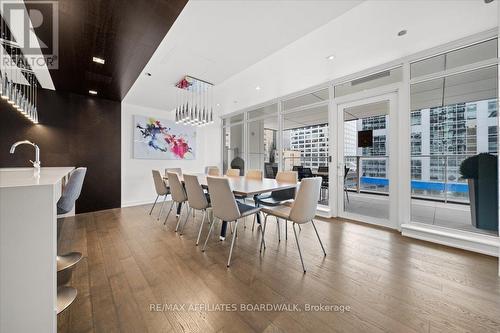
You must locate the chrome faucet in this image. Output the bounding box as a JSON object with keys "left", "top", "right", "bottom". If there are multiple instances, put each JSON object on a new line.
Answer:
{"left": 10, "top": 140, "right": 41, "bottom": 169}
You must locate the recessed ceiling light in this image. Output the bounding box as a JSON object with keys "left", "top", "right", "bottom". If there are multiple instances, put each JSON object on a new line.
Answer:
{"left": 89, "top": 90, "right": 98, "bottom": 95}
{"left": 397, "top": 29, "right": 407, "bottom": 37}
{"left": 255, "top": 86, "right": 261, "bottom": 90}
{"left": 145, "top": 72, "right": 152, "bottom": 76}
{"left": 92, "top": 57, "right": 105, "bottom": 64}
{"left": 326, "top": 54, "right": 335, "bottom": 60}
{"left": 216, "top": 103, "right": 220, "bottom": 107}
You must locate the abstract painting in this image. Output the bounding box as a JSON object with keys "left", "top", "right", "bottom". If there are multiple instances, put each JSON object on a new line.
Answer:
{"left": 133, "top": 115, "right": 196, "bottom": 160}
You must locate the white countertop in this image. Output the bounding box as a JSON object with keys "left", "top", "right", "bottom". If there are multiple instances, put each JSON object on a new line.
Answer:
{"left": 0, "top": 167, "right": 75, "bottom": 188}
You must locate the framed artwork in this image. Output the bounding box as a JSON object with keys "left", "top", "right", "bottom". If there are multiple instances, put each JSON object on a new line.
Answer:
{"left": 133, "top": 115, "right": 196, "bottom": 160}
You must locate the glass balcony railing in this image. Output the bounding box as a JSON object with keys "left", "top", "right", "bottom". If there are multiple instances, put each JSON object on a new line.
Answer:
{"left": 284, "top": 153, "right": 479, "bottom": 205}
{"left": 346, "top": 154, "right": 474, "bottom": 203}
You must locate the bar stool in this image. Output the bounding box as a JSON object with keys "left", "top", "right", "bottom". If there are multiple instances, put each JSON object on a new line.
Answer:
{"left": 56, "top": 167, "right": 87, "bottom": 313}
{"left": 57, "top": 286, "right": 78, "bottom": 315}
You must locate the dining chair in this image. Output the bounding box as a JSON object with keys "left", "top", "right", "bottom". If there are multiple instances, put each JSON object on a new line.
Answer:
{"left": 151, "top": 170, "right": 170, "bottom": 219}
{"left": 165, "top": 168, "right": 182, "bottom": 177}
{"left": 226, "top": 168, "right": 240, "bottom": 177}
{"left": 318, "top": 166, "right": 329, "bottom": 173}
{"left": 317, "top": 166, "right": 329, "bottom": 202}
{"left": 203, "top": 176, "right": 263, "bottom": 267}
{"left": 238, "top": 169, "right": 263, "bottom": 227}
{"left": 301, "top": 167, "right": 313, "bottom": 179}
{"left": 253, "top": 171, "right": 298, "bottom": 233}
{"left": 180, "top": 174, "right": 212, "bottom": 245}
{"left": 207, "top": 166, "right": 221, "bottom": 176}
{"left": 260, "top": 177, "right": 326, "bottom": 273}
{"left": 246, "top": 169, "right": 263, "bottom": 180}
{"left": 344, "top": 166, "right": 350, "bottom": 203}
{"left": 163, "top": 172, "right": 188, "bottom": 231}
{"left": 264, "top": 163, "right": 275, "bottom": 179}
{"left": 205, "top": 165, "right": 218, "bottom": 174}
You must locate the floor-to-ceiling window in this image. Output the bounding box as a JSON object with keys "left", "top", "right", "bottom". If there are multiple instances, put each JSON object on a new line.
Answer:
{"left": 220, "top": 31, "right": 499, "bottom": 250}
{"left": 222, "top": 113, "right": 245, "bottom": 175}
{"left": 246, "top": 104, "right": 278, "bottom": 178}
{"left": 281, "top": 89, "right": 330, "bottom": 206}
{"left": 409, "top": 38, "right": 498, "bottom": 236}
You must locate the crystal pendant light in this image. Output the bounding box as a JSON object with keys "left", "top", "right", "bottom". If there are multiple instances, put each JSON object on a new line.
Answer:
{"left": 0, "top": 19, "right": 7, "bottom": 100}
{"left": 174, "top": 76, "right": 215, "bottom": 127}
{"left": 33, "top": 82, "right": 38, "bottom": 123}
{"left": 12, "top": 50, "right": 20, "bottom": 109}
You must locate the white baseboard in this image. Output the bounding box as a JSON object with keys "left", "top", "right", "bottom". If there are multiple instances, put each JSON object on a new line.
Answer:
{"left": 401, "top": 222, "right": 499, "bottom": 257}
{"left": 121, "top": 195, "right": 172, "bottom": 208}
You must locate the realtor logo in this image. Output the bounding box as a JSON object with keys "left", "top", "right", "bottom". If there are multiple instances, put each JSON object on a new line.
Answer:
{"left": 1, "top": 0, "right": 59, "bottom": 69}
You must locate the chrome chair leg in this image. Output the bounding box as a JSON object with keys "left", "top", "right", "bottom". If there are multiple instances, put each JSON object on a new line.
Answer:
{"left": 149, "top": 195, "right": 159, "bottom": 215}
{"left": 277, "top": 218, "right": 281, "bottom": 242}
{"left": 293, "top": 223, "right": 306, "bottom": 273}
{"left": 227, "top": 220, "right": 239, "bottom": 267}
{"left": 196, "top": 210, "right": 207, "bottom": 246}
{"left": 252, "top": 214, "right": 256, "bottom": 231}
{"left": 260, "top": 214, "right": 269, "bottom": 252}
{"left": 163, "top": 201, "right": 175, "bottom": 225}
{"left": 258, "top": 213, "right": 266, "bottom": 250}
{"left": 175, "top": 204, "right": 185, "bottom": 232}
{"left": 310, "top": 220, "right": 326, "bottom": 256}
{"left": 157, "top": 195, "right": 167, "bottom": 220}
{"left": 285, "top": 220, "right": 288, "bottom": 240}
{"left": 179, "top": 207, "right": 192, "bottom": 235}
{"left": 202, "top": 217, "right": 216, "bottom": 252}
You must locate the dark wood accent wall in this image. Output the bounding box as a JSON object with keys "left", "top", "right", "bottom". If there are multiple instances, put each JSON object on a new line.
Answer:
{"left": 24, "top": 0, "right": 188, "bottom": 101}
{"left": 0, "top": 89, "right": 121, "bottom": 213}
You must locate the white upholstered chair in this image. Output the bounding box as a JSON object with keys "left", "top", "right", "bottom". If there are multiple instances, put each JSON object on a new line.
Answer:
{"left": 260, "top": 177, "right": 326, "bottom": 273}
{"left": 203, "top": 176, "right": 263, "bottom": 267}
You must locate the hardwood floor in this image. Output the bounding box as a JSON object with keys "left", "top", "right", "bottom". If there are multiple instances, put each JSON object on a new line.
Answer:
{"left": 57, "top": 204, "right": 500, "bottom": 333}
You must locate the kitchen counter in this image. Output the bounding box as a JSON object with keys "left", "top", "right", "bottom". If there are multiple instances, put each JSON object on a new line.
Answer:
{"left": 0, "top": 167, "right": 74, "bottom": 333}
{"left": 0, "top": 167, "right": 75, "bottom": 188}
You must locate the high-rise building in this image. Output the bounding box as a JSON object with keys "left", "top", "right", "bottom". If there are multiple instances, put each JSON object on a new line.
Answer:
{"left": 286, "top": 124, "right": 329, "bottom": 168}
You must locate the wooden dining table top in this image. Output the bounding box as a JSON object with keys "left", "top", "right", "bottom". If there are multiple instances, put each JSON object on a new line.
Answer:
{"left": 163, "top": 173, "right": 297, "bottom": 196}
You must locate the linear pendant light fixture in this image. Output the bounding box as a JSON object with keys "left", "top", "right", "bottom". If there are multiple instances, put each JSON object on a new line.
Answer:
{"left": 0, "top": 15, "right": 39, "bottom": 124}
{"left": 174, "top": 75, "right": 215, "bottom": 126}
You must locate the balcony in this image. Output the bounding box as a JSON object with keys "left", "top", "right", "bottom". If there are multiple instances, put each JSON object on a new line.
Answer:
{"left": 283, "top": 154, "right": 496, "bottom": 236}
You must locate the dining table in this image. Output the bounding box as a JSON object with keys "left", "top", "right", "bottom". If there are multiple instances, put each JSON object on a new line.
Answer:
{"left": 164, "top": 173, "right": 298, "bottom": 239}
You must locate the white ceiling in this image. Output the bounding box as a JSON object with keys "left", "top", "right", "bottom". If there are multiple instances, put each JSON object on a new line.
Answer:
{"left": 123, "top": 0, "right": 363, "bottom": 109}
{"left": 215, "top": 0, "right": 498, "bottom": 115}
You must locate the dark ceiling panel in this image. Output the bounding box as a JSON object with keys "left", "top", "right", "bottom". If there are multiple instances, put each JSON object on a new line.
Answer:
{"left": 24, "top": 0, "right": 187, "bottom": 101}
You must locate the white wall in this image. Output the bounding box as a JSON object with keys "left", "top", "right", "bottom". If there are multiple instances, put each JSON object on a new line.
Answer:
{"left": 121, "top": 102, "right": 221, "bottom": 207}
{"left": 215, "top": 0, "right": 497, "bottom": 116}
